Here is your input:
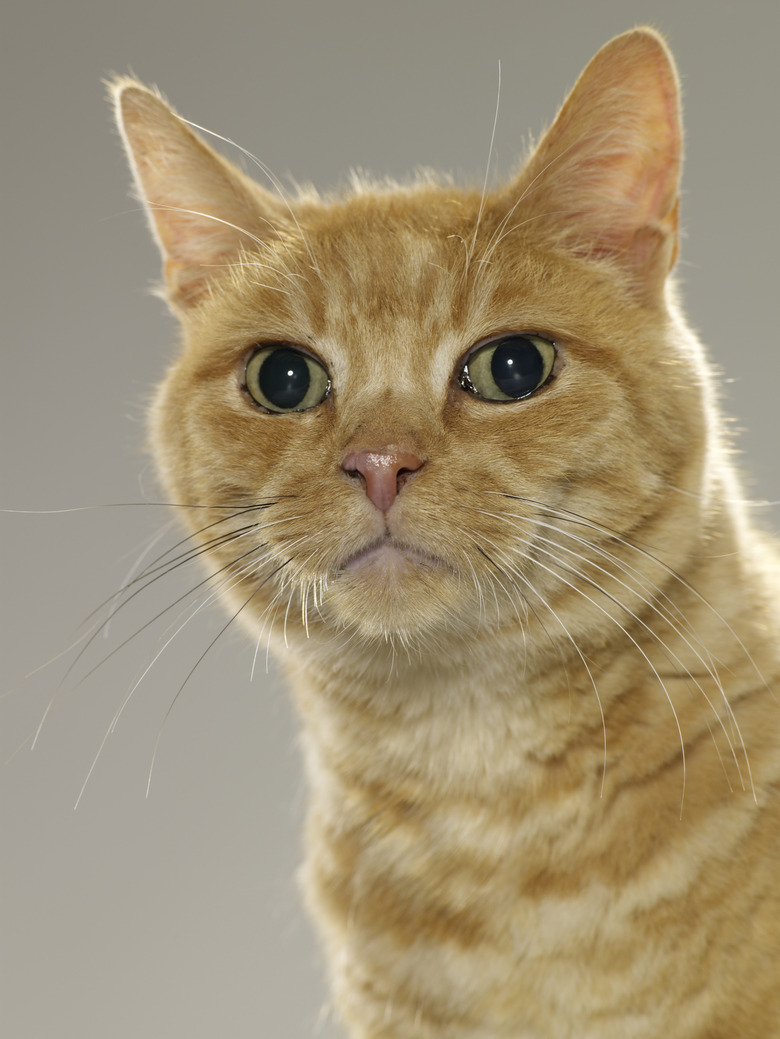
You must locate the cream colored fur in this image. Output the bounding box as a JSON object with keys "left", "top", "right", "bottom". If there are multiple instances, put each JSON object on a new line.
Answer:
{"left": 112, "top": 28, "right": 780, "bottom": 1038}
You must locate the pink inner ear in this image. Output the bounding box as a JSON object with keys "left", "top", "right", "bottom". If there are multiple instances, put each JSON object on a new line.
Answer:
{"left": 507, "top": 30, "right": 681, "bottom": 288}
{"left": 163, "top": 256, "right": 223, "bottom": 308}
{"left": 144, "top": 177, "right": 256, "bottom": 274}
{"left": 157, "top": 204, "right": 245, "bottom": 273}
{"left": 117, "top": 82, "right": 276, "bottom": 311}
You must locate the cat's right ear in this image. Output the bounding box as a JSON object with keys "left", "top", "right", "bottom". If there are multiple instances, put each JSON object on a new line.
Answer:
{"left": 110, "top": 77, "right": 286, "bottom": 313}
{"left": 502, "top": 28, "right": 682, "bottom": 303}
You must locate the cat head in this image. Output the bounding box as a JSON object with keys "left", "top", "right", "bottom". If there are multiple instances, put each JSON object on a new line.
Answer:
{"left": 112, "top": 29, "right": 713, "bottom": 656}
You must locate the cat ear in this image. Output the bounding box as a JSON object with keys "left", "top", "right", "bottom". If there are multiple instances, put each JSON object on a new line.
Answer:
{"left": 111, "top": 77, "right": 287, "bottom": 311}
{"left": 506, "top": 28, "right": 681, "bottom": 299}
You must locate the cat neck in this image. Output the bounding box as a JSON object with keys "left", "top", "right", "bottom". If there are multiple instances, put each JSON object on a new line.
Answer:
{"left": 280, "top": 492, "right": 776, "bottom": 807}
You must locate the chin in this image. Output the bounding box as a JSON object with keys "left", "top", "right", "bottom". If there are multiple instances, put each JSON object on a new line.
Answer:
{"left": 323, "top": 545, "right": 469, "bottom": 644}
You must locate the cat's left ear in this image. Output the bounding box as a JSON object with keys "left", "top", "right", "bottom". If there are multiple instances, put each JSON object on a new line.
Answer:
{"left": 111, "top": 77, "right": 288, "bottom": 312}
{"left": 505, "top": 28, "right": 682, "bottom": 301}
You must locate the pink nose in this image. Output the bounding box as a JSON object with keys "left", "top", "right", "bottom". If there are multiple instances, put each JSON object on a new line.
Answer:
{"left": 342, "top": 449, "right": 424, "bottom": 512}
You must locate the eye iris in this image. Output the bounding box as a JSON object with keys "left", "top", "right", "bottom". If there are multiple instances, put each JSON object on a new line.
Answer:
{"left": 258, "top": 348, "right": 311, "bottom": 409}
{"left": 459, "top": 334, "right": 555, "bottom": 402}
{"left": 490, "top": 338, "right": 544, "bottom": 398}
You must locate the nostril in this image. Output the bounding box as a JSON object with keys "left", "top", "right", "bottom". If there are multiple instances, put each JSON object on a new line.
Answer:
{"left": 344, "top": 465, "right": 365, "bottom": 486}
{"left": 396, "top": 466, "right": 419, "bottom": 492}
{"left": 341, "top": 455, "right": 366, "bottom": 485}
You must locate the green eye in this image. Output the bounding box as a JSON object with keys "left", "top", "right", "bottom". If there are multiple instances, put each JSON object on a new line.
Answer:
{"left": 459, "top": 334, "right": 556, "bottom": 402}
{"left": 245, "top": 345, "right": 331, "bottom": 413}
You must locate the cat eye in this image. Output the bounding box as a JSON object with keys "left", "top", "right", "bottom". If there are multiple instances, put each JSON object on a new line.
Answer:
{"left": 459, "top": 334, "right": 556, "bottom": 402}
{"left": 244, "top": 345, "right": 331, "bottom": 413}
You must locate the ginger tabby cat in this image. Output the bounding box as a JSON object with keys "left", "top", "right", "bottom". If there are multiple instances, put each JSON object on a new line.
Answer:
{"left": 112, "top": 27, "right": 780, "bottom": 1039}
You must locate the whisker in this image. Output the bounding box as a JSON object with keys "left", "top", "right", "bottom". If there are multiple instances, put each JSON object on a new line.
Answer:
{"left": 41, "top": 524, "right": 260, "bottom": 692}
{"left": 31, "top": 530, "right": 273, "bottom": 749}
{"left": 531, "top": 536, "right": 751, "bottom": 795}
{"left": 148, "top": 200, "right": 284, "bottom": 258}
{"left": 103, "top": 520, "right": 177, "bottom": 640}
{"left": 111, "top": 542, "right": 277, "bottom": 734}
{"left": 470, "top": 531, "right": 607, "bottom": 791}
{"left": 477, "top": 500, "right": 759, "bottom": 803}
{"left": 144, "top": 557, "right": 291, "bottom": 801}
{"left": 202, "top": 257, "right": 305, "bottom": 289}
{"left": 200, "top": 266, "right": 294, "bottom": 296}
{"left": 520, "top": 520, "right": 749, "bottom": 768}
{"left": 532, "top": 545, "right": 687, "bottom": 811}
{"left": 492, "top": 491, "right": 772, "bottom": 700}
{"left": 464, "top": 60, "right": 502, "bottom": 281}
{"left": 475, "top": 127, "right": 622, "bottom": 277}
{"left": 470, "top": 503, "right": 732, "bottom": 698}
{"left": 73, "top": 545, "right": 288, "bottom": 809}
{"left": 11, "top": 502, "right": 282, "bottom": 691}
{"left": 180, "top": 117, "right": 323, "bottom": 281}
{"left": 57, "top": 501, "right": 294, "bottom": 664}
{"left": 454, "top": 531, "right": 488, "bottom": 626}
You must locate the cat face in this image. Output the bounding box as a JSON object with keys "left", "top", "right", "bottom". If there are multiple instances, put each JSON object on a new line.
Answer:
{"left": 116, "top": 30, "right": 709, "bottom": 651}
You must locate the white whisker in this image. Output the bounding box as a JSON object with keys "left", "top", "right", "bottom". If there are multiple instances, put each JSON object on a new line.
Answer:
{"left": 464, "top": 60, "right": 502, "bottom": 280}
{"left": 470, "top": 529, "right": 608, "bottom": 792}
{"left": 492, "top": 491, "right": 772, "bottom": 701}
{"left": 180, "top": 116, "right": 323, "bottom": 280}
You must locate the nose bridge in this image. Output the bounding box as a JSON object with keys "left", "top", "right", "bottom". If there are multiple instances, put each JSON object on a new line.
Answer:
{"left": 337, "top": 386, "right": 438, "bottom": 512}
{"left": 339, "top": 382, "right": 433, "bottom": 455}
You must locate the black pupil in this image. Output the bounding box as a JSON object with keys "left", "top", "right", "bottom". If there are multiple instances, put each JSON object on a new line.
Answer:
{"left": 490, "top": 337, "right": 544, "bottom": 398}
{"left": 259, "top": 349, "right": 310, "bottom": 409}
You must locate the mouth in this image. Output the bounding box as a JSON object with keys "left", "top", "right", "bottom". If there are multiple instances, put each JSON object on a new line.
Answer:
{"left": 340, "top": 537, "right": 445, "bottom": 575}
{"left": 325, "top": 536, "right": 463, "bottom": 640}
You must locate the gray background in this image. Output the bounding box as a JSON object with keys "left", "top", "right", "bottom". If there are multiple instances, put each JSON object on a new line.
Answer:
{"left": 2, "top": 1, "right": 778, "bottom": 1037}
